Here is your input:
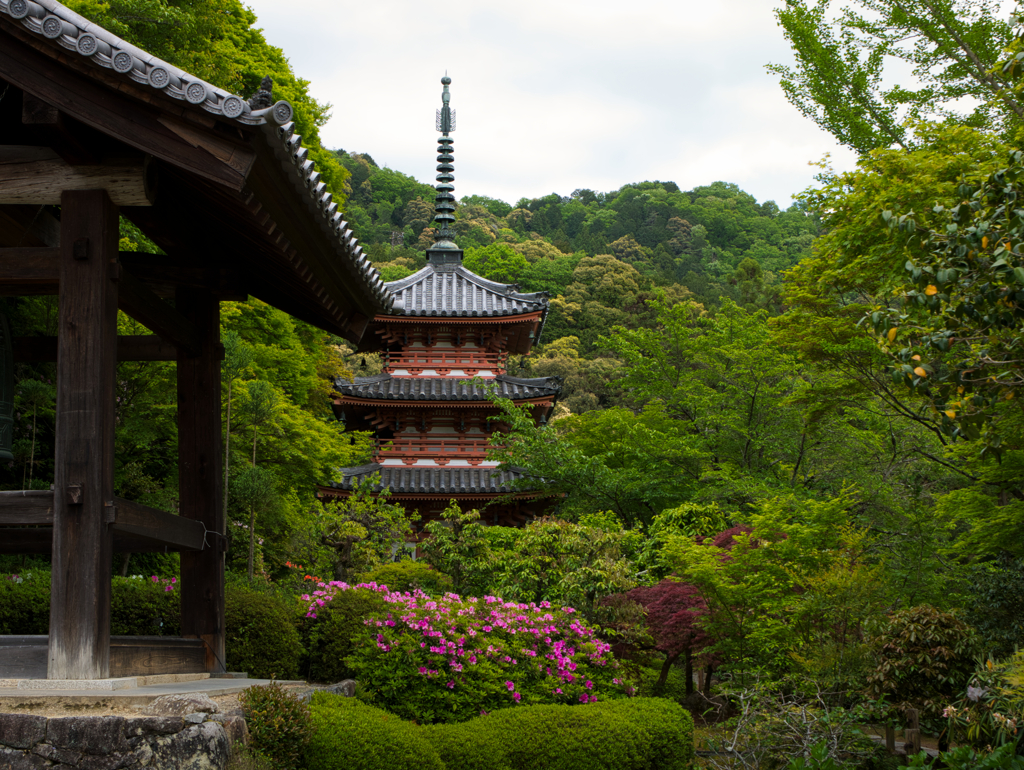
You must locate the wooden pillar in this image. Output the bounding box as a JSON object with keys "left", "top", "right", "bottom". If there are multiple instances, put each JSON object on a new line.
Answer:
{"left": 48, "top": 190, "right": 119, "bottom": 679}
{"left": 177, "top": 288, "right": 225, "bottom": 673}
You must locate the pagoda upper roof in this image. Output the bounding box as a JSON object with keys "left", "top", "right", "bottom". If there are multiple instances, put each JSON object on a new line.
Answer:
{"left": 334, "top": 373, "right": 562, "bottom": 402}
{"left": 383, "top": 263, "right": 548, "bottom": 320}
{"left": 326, "top": 463, "right": 530, "bottom": 497}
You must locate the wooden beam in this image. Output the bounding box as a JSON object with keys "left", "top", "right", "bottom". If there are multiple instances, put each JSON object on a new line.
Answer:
{"left": 0, "top": 246, "right": 58, "bottom": 292}
{"left": 0, "top": 248, "right": 247, "bottom": 299}
{"left": 118, "top": 270, "right": 201, "bottom": 356}
{"left": 0, "top": 490, "right": 54, "bottom": 525}
{"left": 0, "top": 637, "right": 205, "bottom": 679}
{"left": 177, "top": 288, "right": 225, "bottom": 674}
{"left": 0, "top": 529, "right": 52, "bottom": 553}
{"left": 0, "top": 146, "right": 153, "bottom": 207}
{"left": 21, "top": 93, "right": 100, "bottom": 165}
{"left": 0, "top": 31, "right": 252, "bottom": 190}
{"left": 49, "top": 189, "right": 119, "bottom": 680}
{"left": 0, "top": 528, "right": 211, "bottom": 553}
{"left": 111, "top": 497, "right": 205, "bottom": 552}
{"left": 0, "top": 204, "right": 61, "bottom": 248}
{"left": 119, "top": 252, "right": 247, "bottom": 300}
{"left": 12, "top": 335, "right": 218, "bottom": 363}
{"left": 109, "top": 637, "right": 206, "bottom": 678}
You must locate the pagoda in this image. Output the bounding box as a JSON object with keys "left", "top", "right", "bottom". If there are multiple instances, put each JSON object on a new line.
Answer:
{"left": 319, "top": 76, "right": 561, "bottom": 528}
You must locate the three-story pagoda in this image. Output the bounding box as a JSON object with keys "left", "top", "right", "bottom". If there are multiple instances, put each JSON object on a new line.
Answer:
{"left": 318, "top": 77, "right": 561, "bottom": 527}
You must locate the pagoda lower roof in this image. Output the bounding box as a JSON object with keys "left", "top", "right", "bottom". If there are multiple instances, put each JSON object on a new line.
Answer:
{"left": 384, "top": 264, "right": 548, "bottom": 319}
{"left": 325, "top": 463, "right": 533, "bottom": 497}
{"left": 334, "top": 373, "right": 562, "bottom": 402}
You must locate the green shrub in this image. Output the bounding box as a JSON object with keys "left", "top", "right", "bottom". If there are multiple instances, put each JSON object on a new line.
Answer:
{"left": 239, "top": 683, "right": 313, "bottom": 770}
{"left": 305, "top": 693, "right": 445, "bottom": 770}
{"left": 226, "top": 583, "right": 302, "bottom": 679}
{"left": 865, "top": 604, "right": 977, "bottom": 722}
{"left": 306, "top": 694, "right": 695, "bottom": 770}
{"left": 424, "top": 701, "right": 678, "bottom": 770}
{"left": 908, "top": 743, "right": 1024, "bottom": 769}
{"left": 300, "top": 587, "right": 387, "bottom": 683}
{"left": 356, "top": 561, "right": 453, "bottom": 595}
{"left": 0, "top": 572, "right": 182, "bottom": 636}
{"left": 110, "top": 576, "right": 180, "bottom": 635}
{"left": 421, "top": 721, "right": 508, "bottom": 770}
{"left": 590, "top": 698, "right": 695, "bottom": 770}
{"left": 0, "top": 571, "right": 51, "bottom": 634}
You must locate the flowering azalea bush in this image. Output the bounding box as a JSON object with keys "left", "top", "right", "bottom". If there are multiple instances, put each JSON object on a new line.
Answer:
{"left": 302, "top": 581, "right": 629, "bottom": 724}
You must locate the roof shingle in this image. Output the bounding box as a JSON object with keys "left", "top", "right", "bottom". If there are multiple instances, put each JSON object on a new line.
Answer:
{"left": 328, "top": 463, "right": 527, "bottom": 495}
{"left": 334, "top": 373, "right": 562, "bottom": 401}
{"left": 385, "top": 264, "right": 547, "bottom": 318}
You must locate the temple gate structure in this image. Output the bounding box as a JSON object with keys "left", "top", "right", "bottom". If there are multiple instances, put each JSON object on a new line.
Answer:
{"left": 0, "top": 0, "right": 391, "bottom": 680}
{"left": 319, "top": 78, "right": 562, "bottom": 529}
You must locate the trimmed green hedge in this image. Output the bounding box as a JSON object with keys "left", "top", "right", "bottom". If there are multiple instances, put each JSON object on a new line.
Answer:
{"left": 590, "top": 698, "right": 695, "bottom": 770}
{"left": 306, "top": 693, "right": 445, "bottom": 770}
{"left": 306, "top": 694, "right": 694, "bottom": 770}
{"left": 224, "top": 582, "right": 302, "bottom": 680}
{"left": 300, "top": 588, "right": 386, "bottom": 683}
{"left": 0, "top": 571, "right": 52, "bottom": 634}
{"left": 0, "top": 572, "right": 181, "bottom": 635}
{"left": 355, "top": 561, "right": 453, "bottom": 595}
{"left": 111, "top": 577, "right": 180, "bottom": 635}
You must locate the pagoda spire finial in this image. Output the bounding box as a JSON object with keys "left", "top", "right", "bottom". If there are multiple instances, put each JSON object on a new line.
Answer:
{"left": 431, "top": 74, "right": 459, "bottom": 254}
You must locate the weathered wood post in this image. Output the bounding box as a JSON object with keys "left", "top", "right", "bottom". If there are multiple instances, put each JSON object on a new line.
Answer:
{"left": 905, "top": 708, "right": 922, "bottom": 755}
{"left": 176, "top": 288, "right": 225, "bottom": 673}
{"left": 48, "top": 189, "right": 119, "bottom": 679}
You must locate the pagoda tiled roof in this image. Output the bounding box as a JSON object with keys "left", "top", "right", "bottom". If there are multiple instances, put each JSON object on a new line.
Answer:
{"left": 334, "top": 373, "right": 562, "bottom": 401}
{"left": 328, "top": 463, "right": 528, "bottom": 496}
{"left": 384, "top": 264, "right": 547, "bottom": 318}
{"left": 0, "top": 0, "right": 393, "bottom": 315}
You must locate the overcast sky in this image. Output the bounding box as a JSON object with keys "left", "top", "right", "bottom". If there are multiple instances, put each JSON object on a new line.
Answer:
{"left": 244, "top": 0, "right": 862, "bottom": 208}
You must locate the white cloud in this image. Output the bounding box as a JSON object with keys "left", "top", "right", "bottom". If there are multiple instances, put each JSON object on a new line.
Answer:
{"left": 247, "top": 0, "right": 862, "bottom": 206}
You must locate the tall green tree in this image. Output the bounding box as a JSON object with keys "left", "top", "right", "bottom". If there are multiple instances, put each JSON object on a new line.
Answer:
{"left": 868, "top": 150, "right": 1024, "bottom": 451}
{"left": 238, "top": 380, "right": 280, "bottom": 467}
{"left": 222, "top": 331, "right": 254, "bottom": 518}
{"left": 231, "top": 465, "right": 277, "bottom": 580}
{"left": 768, "top": 0, "right": 1019, "bottom": 153}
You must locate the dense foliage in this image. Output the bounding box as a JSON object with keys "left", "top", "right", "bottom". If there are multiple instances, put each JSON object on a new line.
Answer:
{"left": 7, "top": 0, "right": 1024, "bottom": 764}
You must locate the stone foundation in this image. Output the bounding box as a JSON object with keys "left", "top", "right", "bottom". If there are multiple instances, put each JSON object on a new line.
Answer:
{"left": 0, "top": 712, "right": 246, "bottom": 769}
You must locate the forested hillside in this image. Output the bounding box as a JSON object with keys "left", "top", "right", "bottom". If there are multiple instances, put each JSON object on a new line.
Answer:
{"left": 338, "top": 150, "right": 819, "bottom": 326}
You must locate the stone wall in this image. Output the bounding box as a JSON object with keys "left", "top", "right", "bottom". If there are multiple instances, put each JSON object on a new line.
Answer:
{"left": 0, "top": 712, "right": 246, "bottom": 770}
